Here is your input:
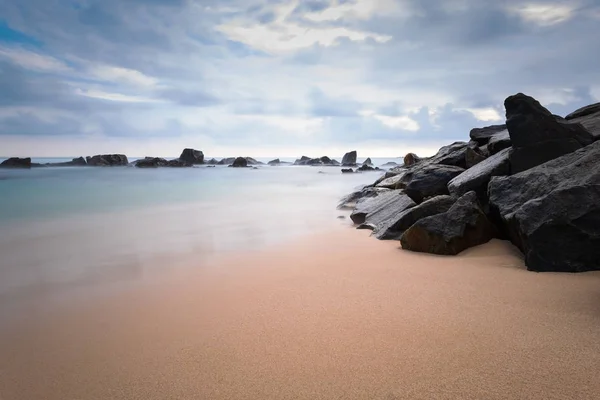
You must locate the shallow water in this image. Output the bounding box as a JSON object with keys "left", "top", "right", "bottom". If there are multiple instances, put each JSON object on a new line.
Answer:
{"left": 0, "top": 157, "right": 399, "bottom": 302}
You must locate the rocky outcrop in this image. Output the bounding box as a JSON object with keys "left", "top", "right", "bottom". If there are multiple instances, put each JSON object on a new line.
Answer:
{"left": 374, "top": 195, "right": 456, "bottom": 240}
{"left": 206, "top": 158, "right": 219, "bottom": 165}
{"left": 400, "top": 192, "right": 496, "bottom": 255}
{"left": 357, "top": 164, "right": 379, "bottom": 172}
{"left": 565, "top": 102, "right": 600, "bottom": 141}
{"left": 404, "top": 153, "right": 421, "bottom": 166}
{"left": 342, "top": 151, "right": 357, "bottom": 166}
{"left": 135, "top": 157, "right": 192, "bottom": 168}
{"left": 294, "top": 156, "right": 340, "bottom": 166}
{"left": 505, "top": 93, "right": 594, "bottom": 174}
{"left": 245, "top": 157, "right": 264, "bottom": 165}
{"left": 363, "top": 158, "right": 372, "bottom": 166}
{"left": 86, "top": 154, "right": 129, "bottom": 166}
{"left": 469, "top": 124, "right": 507, "bottom": 145}
{"left": 381, "top": 161, "right": 399, "bottom": 168}
{"left": 403, "top": 164, "right": 465, "bottom": 203}
{"left": 179, "top": 148, "right": 204, "bottom": 165}
{"left": 268, "top": 158, "right": 281, "bottom": 166}
{"left": 43, "top": 157, "right": 88, "bottom": 167}
{"left": 0, "top": 157, "right": 32, "bottom": 168}
{"left": 429, "top": 142, "right": 469, "bottom": 168}
{"left": 350, "top": 190, "right": 416, "bottom": 230}
{"left": 218, "top": 157, "right": 236, "bottom": 165}
{"left": 488, "top": 141, "right": 600, "bottom": 272}
{"left": 230, "top": 157, "right": 248, "bottom": 168}
{"left": 448, "top": 147, "right": 511, "bottom": 201}
{"left": 338, "top": 186, "right": 391, "bottom": 210}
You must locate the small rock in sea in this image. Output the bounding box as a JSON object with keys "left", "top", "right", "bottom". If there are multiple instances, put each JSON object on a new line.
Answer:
{"left": 341, "top": 168, "right": 354, "bottom": 173}
{"left": 337, "top": 215, "right": 345, "bottom": 219}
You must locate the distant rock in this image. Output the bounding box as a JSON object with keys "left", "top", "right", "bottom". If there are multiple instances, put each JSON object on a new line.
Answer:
{"left": 374, "top": 195, "right": 456, "bottom": 240}
{"left": 341, "top": 168, "right": 354, "bottom": 173}
{"left": 505, "top": 93, "right": 594, "bottom": 174}
{"left": 45, "top": 157, "right": 87, "bottom": 167}
{"left": 0, "top": 157, "right": 31, "bottom": 168}
{"left": 469, "top": 124, "right": 507, "bottom": 145}
{"left": 356, "top": 164, "right": 380, "bottom": 172}
{"left": 135, "top": 157, "right": 192, "bottom": 168}
{"left": 293, "top": 156, "right": 339, "bottom": 166}
{"left": 341, "top": 151, "right": 357, "bottom": 166}
{"left": 205, "top": 158, "right": 219, "bottom": 165}
{"left": 268, "top": 158, "right": 281, "bottom": 166}
{"left": 86, "top": 154, "right": 128, "bottom": 166}
{"left": 380, "top": 161, "right": 399, "bottom": 168}
{"left": 400, "top": 191, "right": 496, "bottom": 255}
{"left": 179, "top": 148, "right": 204, "bottom": 165}
{"left": 230, "top": 157, "right": 248, "bottom": 168}
{"left": 245, "top": 157, "right": 264, "bottom": 165}
{"left": 218, "top": 157, "right": 236, "bottom": 165}
{"left": 403, "top": 164, "right": 465, "bottom": 203}
{"left": 403, "top": 153, "right": 421, "bottom": 166}
{"left": 489, "top": 141, "right": 600, "bottom": 272}
{"left": 362, "top": 158, "right": 372, "bottom": 166}
{"left": 350, "top": 190, "right": 416, "bottom": 230}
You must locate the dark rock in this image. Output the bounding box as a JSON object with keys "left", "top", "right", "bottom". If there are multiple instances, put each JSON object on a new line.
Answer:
{"left": 86, "top": 154, "right": 129, "bottom": 166}
{"left": 245, "top": 157, "right": 263, "bottom": 165}
{"left": 268, "top": 158, "right": 281, "bottom": 166}
{"left": 448, "top": 148, "right": 511, "bottom": 201}
{"left": 376, "top": 170, "right": 408, "bottom": 189}
{"left": 0, "top": 157, "right": 31, "bottom": 168}
{"left": 357, "top": 223, "right": 377, "bottom": 230}
{"left": 218, "top": 157, "right": 236, "bottom": 165}
{"left": 469, "top": 124, "right": 507, "bottom": 145}
{"left": 381, "top": 161, "right": 399, "bottom": 168}
{"left": 135, "top": 157, "right": 168, "bottom": 168}
{"left": 504, "top": 93, "right": 594, "bottom": 174}
{"left": 350, "top": 190, "right": 416, "bottom": 230}
{"left": 338, "top": 186, "right": 391, "bottom": 210}
{"left": 167, "top": 159, "right": 192, "bottom": 167}
{"left": 488, "top": 141, "right": 600, "bottom": 272}
{"left": 179, "top": 148, "right": 204, "bottom": 164}
{"left": 403, "top": 153, "right": 420, "bottom": 166}
{"left": 356, "top": 164, "right": 379, "bottom": 172}
{"left": 230, "top": 157, "right": 248, "bottom": 168}
{"left": 565, "top": 102, "right": 600, "bottom": 120}
{"left": 330, "top": 159, "right": 341, "bottom": 166}
{"left": 403, "top": 164, "right": 465, "bottom": 203}
{"left": 487, "top": 129, "right": 511, "bottom": 155}
{"left": 363, "top": 157, "right": 372, "bottom": 166}
{"left": 206, "top": 158, "right": 219, "bottom": 165}
{"left": 206, "top": 165, "right": 216, "bottom": 168}
{"left": 429, "top": 142, "right": 469, "bottom": 168}
{"left": 45, "top": 157, "right": 88, "bottom": 167}
{"left": 400, "top": 191, "right": 496, "bottom": 255}
{"left": 341, "top": 151, "right": 357, "bottom": 166}
{"left": 341, "top": 168, "right": 354, "bottom": 173}
{"left": 293, "top": 156, "right": 311, "bottom": 165}
{"left": 565, "top": 102, "right": 600, "bottom": 141}
{"left": 374, "top": 195, "right": 456, "bottom": 240}
{"left": 465, "top": 146, "right": 486, "bottom": 168}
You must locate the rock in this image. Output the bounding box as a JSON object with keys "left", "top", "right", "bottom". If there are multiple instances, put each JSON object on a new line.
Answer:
{"left": 341, "top": 168, "right": 354, "bottom": 173}
{"left": 374, "top": 195, "right": 456, "bottom": 240}
{"left": 362, "top": 158, "right": 372, "bottom": 166}
{"left": 268, "top": 158, "right": 281, "bottom": 166}
{"left": 400, "top": 191, "right": 496, "bottom": 255}
{"left": 167, "top": 159, "right": 192, "bottom": 167}
{"left": 330, "top": 159, "right": 341, "bottom": 166}
{"left": 350, "top": 190, "right": 416, "bottom": 231}
{"left": 403, "top": 153, "right": 420, "bottom": 166}
{"left": 218, "top": 157, "right": 236, "bottom": 165}
{"left": 338, "top": 186, "right": 391, "bottom": 210}
{"left": 293, "top": 156, "right": 311, "bottom": 165}
{"left": 381, "top": 161, "right": 399, "bottom": 168}
{"left": 206, "top": 158, "right": 219, "bottom": 165}
{"left": 469, "top": 124, "right": 507, "bottom": 145}
{"left": 565, "top": 102, "right": 600, "bottom": 120}
{"left": 337, "top": 215, "right": 345, "bottom": 219}
{"left": 45, "top": 157, "right": 88, "bottom": 167}
{"left": 179, "top": 148, "right": 204, "bottom": 164}
{"left": 465, "top": 146, "right": 486, "bottom": 168}
{"left": 448, "top": 148, "right": 511, "bottom": 201}
{"left": 86, "top": 154, "right": 129, "bottom": 166}
{"left": 0, "top": 157, "right": 31, "bottom": 168}
{"left": 376, "top": 170, "right": 408, "bottom": 189}
{"left": 357, "top": 223, "right": 377, "bottom": 230}
{"left": 341, "top": 151, "right": 357, "bottom": 166}
{"left": 565, "top": 102, "right": 600, "bottom": 141}
{"left": 488, "top": 141, "right": 600, "bottom": 272}
{"left": 245, "top": 157, "right": 263, "bottom": 165}
{"left": 135, "top": 157, "right": 168, "bottom": 168}
{"left": 356, "top": 164, "right": 379, "bottom": 172}
{"left": 403, "top": 164, "right": 465, "bottom": 203}
{"left": 206, "top": 165, "right": 216, "bottom": 168}
{"left": 487, "top": 129, "right": 512, "bottom": 155}
{"left": 429, "top": 142, "right": 469, "bottom": 168}
{"left": 230, "top": 157, "right": 248, "bottom": 168}
{"left": 504, "top": 93, "right": 594, "bottom": 174}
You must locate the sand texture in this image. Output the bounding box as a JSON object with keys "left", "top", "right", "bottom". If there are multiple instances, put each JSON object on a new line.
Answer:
{"left": 1, "top": 229, "right": 600, "bottom": 400}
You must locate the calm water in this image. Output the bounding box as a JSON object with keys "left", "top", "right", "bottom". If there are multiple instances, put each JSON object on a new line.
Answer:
{"left": 0, "top": 157, "right": 400, "bottom": 302}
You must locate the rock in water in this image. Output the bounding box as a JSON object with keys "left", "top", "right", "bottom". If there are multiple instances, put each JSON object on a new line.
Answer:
{"left": 403, "top": 164, "right": 465, "bottom": 203}
{"left": 400, "top": 192, "right": 496, "bottom": 255}
{"left": 565, "top": 102, "right": 600, "bottom": 141}
{"left": 362, "top": 158, "right": 372, "bottom": 166}
{"left": 357, "top": 164, "right": 379, "bottom": 172}
{"left": 86, "top": 154, "right": 129, "bottom": 166}
{"left": 135, "top": 157, "right": 168, "bottom": 168}
{"left": 374, "top": 195, "right": 456, "bottom": 240}
{"left": 504, "top": 93, "right": 594, "bottom": 174}
{"left": 179, "top": 148, "right": 204, "bottom": 164}
{"left": 230, "top": 157, "right": 248, "bottom": 168}
{"left": 341, "top": 151, "right": 357, "bottom": 166}
{"left": 268, "top": 158, "right": 281, "bottom": 166}
{"left": 0, "top": 157, "right": 32, "bottom": 168}
{"left": 218, "top": 157, "right": 236, "bottom": 165}
{"left": 337, "top": 186, "right": 391, "bottom": 210}
{"left": 341, "top": 168, "right": 354, "bottom": 173}
{"left": 206, "top": 158, "right": 219, "bottom": 165}
{"left": 350, "top": 190, "right": 416, "bottom": 230}
{"left": 488, "top": 140, "right": 600, "bottom": 272}
{"left": 448, "top": 147, "right": 511, "bottom": 201}
{"left": 469, "top": 124, "right": 507, "bottom": 145}
{"left": 403, "top": 153, "right": 420, "bottom": 166}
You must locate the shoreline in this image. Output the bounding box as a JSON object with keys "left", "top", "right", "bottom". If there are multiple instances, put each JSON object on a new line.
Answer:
{"left": 2, "top": 228, "right": 600, "bottom": 399}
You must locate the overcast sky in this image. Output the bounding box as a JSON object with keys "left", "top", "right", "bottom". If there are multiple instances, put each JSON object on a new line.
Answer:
{"left": 1, "top": 0, "right": 599, "bottom": 158}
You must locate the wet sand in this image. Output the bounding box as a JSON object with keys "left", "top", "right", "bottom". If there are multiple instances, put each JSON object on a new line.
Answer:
{"left": 1, "top": 229, "right": 600, "bottom": 400}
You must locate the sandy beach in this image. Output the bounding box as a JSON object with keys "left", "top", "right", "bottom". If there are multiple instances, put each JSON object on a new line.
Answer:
{"left": 1, "top": 228, "right": 600, "bottom": 400}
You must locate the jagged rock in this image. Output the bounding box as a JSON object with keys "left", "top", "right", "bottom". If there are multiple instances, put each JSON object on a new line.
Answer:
{"left": 337, "top": 186, "right": 391, "bottom": 210}
{"left": 268, "top": 158, "right": 281, "bottom": 166}
{"left": 403, "top": 153, "right": 420, "bottom": 166}
{"left": 179, "top": 148, "right": 204, "bottom": 164}
{"left": 218, "top": 157, "right": 236, "bottom": 165}
{"left": 429, "top": 142, "right": 469, "bottom": 168}
{"left": 0, "top": 157, "right": 31, "bottom": 168}
{"left": 357, "top": 164, "right": 379, "bottom": 172}
{"left": 374, "top": 195, "right": 456, "bottom": 240}
{"left": 487, "top": 129, "right": 512, "bottom": 155}
{"left": 362, "top": 157, "right": 373, "bottom": 166}
{"left": 469, "top": 124, "right": 507, "bottom": 145}
{"left": 341, "top": 168, "right": 354, "bottom": 173}
{"left": 350, "top": 190, "right": 416, "bottom": 230}
{"left": 465, "top": 146, "right": 486, "bottom": 168}
{"left": 403, "top": 164, "right": 465, "bottom": 203}
{"left": 448, "top": 148, "right": 511, "bottom": 201}
{"left": 230, "top": 157, "right": 248, "bottom": 168}
{"left": 505, "top": 93, "right": 594, "bottom": 174}
{"left": 86, "top": 154, "right": 129, "bottom": 166}
{"left": 565, "top": 102, "right": 600, "bottom": 141}
{"left": 488, "top": 141, "right": 600, "bottom": 272}
{"left": 342, "top": 151, "right": 357, "bottom": 166}
{"left": 400, "top": 191, "right": 496, "bottom": 255}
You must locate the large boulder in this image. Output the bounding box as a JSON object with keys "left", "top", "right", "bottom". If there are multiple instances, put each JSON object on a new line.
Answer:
{"left": 400, "top": 191, "right": 496, "bottom": 255}
{"left": 488, "top": 140, "right": 600, "bottom": 272}
{"left": 245, "top": 157, "right": 264, "bottom": 165}
{"left": 565, "top": 102, "right": 600, "bottom": 141}
{"left": 428, "top": 142, "right": 469, "bottom": 168}
{"left": 374, "top": 195, "right": 456, "bottom": 240}
{"left": 448, "top": 147, "right": 511, "bottom": 201}
{"left": 403, "top": 164, "right": 465, "bottom": 203}
{"left": 342, "top": 151, "right": 357, "bottom": 166}
{"left": 403, "top": 153, "right": 421, "bottom": 166}
{"left": 487, "top": 129, "right": 512, "bottom": 155}
{"left": 0, "top": 157, "right": 32, "bottom": 168}
{"left": 179, "top": 148, "right": 204, "bottom": 164}
{"left": 504, "top": 93, "right": 594, "bottom": 174}
{"left": 350, "top": 190, "right": 416, "bottom": 230}
{"left": 86, "top": 154, "right": 128, "bottom": 166}
{"left": 469, "top": 124, "right": 507, "bottom": 145}
{"left": 338, "top": 186, "right": 391, "bottom": 210}
{"left": 135, "top": 157, "right": 168, "bottom": 168}
{"left": 230, "top": 157, "right": 248, "bottom": 168}
{"left": 465, "top": 146, "right": 487, "bottom": 168}
{"left": 363, "top": 157, "right": 372, "bottom": 166}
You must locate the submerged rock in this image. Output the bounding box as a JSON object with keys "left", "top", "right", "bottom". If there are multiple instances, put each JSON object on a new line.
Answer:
{"left": 400, "top": 191, "right": 496, "bottom": 255}
{"left": 342, "top": 151, "right": 357, "bottom": 166}
{"left": 86, "top": 154, "right": 129, "bottom": 166}
{"left": 179, "top": 148, "right": 204, "bottom": 165}
{"left": 356, "top": 164, "right": 379, "bottom": 172}
{"left": 350, "top": 190, "right": 416, "bottom": 231}
{"left": 0, "top": 157, "right": 31, "bottom": 168}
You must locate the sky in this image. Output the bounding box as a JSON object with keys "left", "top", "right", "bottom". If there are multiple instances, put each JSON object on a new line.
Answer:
{"left": 1, "top": 0, "right": 600, "bottom": 158}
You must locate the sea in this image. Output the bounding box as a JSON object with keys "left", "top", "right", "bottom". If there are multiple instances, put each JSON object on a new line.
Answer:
{"left": 0, "top": 156, "right": 400, "bottom": 307}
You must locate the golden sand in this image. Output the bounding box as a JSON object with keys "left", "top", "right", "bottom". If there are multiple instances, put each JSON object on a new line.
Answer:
{"left": 1, "top": 229, "right": 600, "bottom": 400}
